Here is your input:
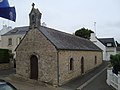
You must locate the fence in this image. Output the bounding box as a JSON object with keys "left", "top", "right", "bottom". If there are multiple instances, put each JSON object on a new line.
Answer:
{"left": 106, "top": 68, "right": 120, "bottom": 90}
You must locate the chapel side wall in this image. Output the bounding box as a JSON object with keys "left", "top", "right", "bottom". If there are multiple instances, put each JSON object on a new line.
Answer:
{"left": 16, "top": 28, "right": 58, "bottom": 85}
{"left": 58, "top": 50, "right": 102, "bottom": 85}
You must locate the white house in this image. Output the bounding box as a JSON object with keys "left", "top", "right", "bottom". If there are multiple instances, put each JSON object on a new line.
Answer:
{"left": 0, "top": 26, "right": 28, "bottom": 58}
{"left": 90, "top": 33, "right": 116, "bottom": 61}
{"left": 90, "top": 33, "right": 106, "bottom": 60}
{"left": 0, "top": 25, "right": 12, "bottom": 47}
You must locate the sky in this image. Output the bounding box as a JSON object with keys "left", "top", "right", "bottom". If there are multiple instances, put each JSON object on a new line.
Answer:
{"left": 0, "top": 0, "right": 120, "bottom": 42}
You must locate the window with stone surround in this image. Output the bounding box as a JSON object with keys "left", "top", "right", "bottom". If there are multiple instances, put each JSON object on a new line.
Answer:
{"left": 8, "top": 38, "right": 12, "bottom": 46}
{"left": 95, "top": 56, "right": 97, "bottom": 64}
{"left": 69, "top": 58, "right": 74, "bottom": 71}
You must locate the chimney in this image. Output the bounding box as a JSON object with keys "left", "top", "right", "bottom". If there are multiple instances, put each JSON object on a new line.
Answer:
{"left": 90, "top": 32, "right": 97, "bottom": 42}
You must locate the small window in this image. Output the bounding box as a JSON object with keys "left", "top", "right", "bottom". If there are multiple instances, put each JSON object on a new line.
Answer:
{"left": 95, "top": 56, "right": 97, "bottom": 64}
{"left": 8, "top": 38, "right": 12, "bottom": 45}
{"left": 81, "top": 57, "right": 84, "bottom": 74}
{"left": 32, "top": 14, "right": 35, "bottom": 24}
{"left": 70, "top": 58, "right": 74, "bottom": 71}
{"left": 107, "top": 43, "right": 112, "bottom": 46}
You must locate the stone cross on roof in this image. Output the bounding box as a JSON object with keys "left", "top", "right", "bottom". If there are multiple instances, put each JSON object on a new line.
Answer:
{"left": 32, "top": 3, "right": 35, "bottom": 8}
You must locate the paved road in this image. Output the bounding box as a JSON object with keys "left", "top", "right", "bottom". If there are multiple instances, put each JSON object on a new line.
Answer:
{"left": 81, "top": 69, "right": 115, "bottom": 90}
{"left": 61, "top": 61, "right": 109, "bottom": 90}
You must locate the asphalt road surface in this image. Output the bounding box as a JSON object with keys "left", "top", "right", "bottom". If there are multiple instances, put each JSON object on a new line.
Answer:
{"left": 81, "top": 69, "right": 115, "bottom": 90}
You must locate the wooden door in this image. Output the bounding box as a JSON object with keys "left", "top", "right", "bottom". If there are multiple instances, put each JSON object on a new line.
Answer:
{"left": 30, "top": 55, "right": 38, "bottom": 80}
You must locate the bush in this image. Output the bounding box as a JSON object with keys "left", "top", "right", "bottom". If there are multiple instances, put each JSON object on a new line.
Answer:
{"left": 110, "top": 54, "right": 120, "bottom": 74}
{"left": 0, "top": 49, "right": 9, "bottom": 63}
{"left": 110, "top": 54, "right": 120, "bottom": 66}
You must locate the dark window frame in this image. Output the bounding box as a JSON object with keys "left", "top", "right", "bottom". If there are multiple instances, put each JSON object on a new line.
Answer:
{"left": 95, "top": 56, "right": 97, "bottom": 64}
{"left": 69, "top": 58, "right": 74, "bottom": 71}
{"left": 8, "top": 38, "right": 12, "bottom": 46}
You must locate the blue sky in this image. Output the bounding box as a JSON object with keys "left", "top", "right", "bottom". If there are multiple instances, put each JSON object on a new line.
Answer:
{"left": 0, "top": 0, "right": 120, "bottom": 41}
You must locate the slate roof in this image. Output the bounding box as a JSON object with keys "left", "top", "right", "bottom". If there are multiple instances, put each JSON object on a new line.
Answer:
{"left": 2, "top": 26, "right": 29, "bottom": 36}
{"left": 98, "top": 38, "right": 116, "bottom": 47}
{"left": 5, "top": 26, "right": 101, "bottom": 51}
{"left": 39, "top": 26, "right": 101, "bottom": 51}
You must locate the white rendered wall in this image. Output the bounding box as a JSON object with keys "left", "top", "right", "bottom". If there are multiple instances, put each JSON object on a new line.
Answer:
{"left": 90, "top": 33, "right": 107, "bottom": 60}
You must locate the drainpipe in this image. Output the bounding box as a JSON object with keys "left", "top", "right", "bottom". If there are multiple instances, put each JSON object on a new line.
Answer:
{"left": 57, "top": 50, "right": 59, "bottom": 86}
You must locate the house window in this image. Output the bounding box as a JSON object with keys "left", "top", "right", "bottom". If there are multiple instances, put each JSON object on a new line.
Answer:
{"left": 8, "top": 38, "right": 12, "bottom": 45}
{"left": 95, "top": 56, "right": 97, "bottom": 64}
{"left": 107, "top": 43, "right": 112, "bottom": 46}
{"left": 69, "top": 58, "right": 74, "bottom": 71}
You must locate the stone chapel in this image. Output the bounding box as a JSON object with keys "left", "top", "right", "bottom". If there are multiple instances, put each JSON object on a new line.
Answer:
{"left": 15, "top": 4, "right": 103, "bottom": 86}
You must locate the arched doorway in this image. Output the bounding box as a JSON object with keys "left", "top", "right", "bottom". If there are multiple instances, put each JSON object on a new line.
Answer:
{"left": 30, "top": 55, "right": 38, "bottom": 80}
{"left": 81, "top": 57, "right": 84, "bottom": 74}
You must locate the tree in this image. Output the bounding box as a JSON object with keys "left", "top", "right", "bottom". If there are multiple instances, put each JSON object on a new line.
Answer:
{"left": 75, "top": 27, "right": 94, "bottom": 39}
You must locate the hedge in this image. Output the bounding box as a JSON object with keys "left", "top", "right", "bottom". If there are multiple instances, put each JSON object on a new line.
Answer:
{"left": 0, "top": 49, "right": 9, "bottom": 63}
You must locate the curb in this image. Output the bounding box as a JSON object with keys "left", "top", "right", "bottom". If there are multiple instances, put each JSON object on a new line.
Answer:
{"left": 76, "top": 67, "right": 107, "bottom": 90}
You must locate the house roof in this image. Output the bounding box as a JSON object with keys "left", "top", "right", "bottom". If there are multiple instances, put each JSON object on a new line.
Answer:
{"left": 2, "top": 26, "right": 28, "bottom": 36}
{"left": 98, "top": 38, "right": 116, "bottom": 47}
{"left": 7, "top": 26, "right": 101, "bottom": 51}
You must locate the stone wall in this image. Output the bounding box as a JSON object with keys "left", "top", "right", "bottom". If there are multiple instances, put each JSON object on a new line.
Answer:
{"left": 58, "top": 50, "right": 102, "bottom": 85}
{"left": 0, "top": 63, "right": 10, "bottom": 70}
{"left": 16, "top": 28, "right": 58, "bottom": 86}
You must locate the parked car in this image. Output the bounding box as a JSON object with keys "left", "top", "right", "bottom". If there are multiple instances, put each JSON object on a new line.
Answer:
{"left": 0, "top": 79, "right": 17, "bottom": 90}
